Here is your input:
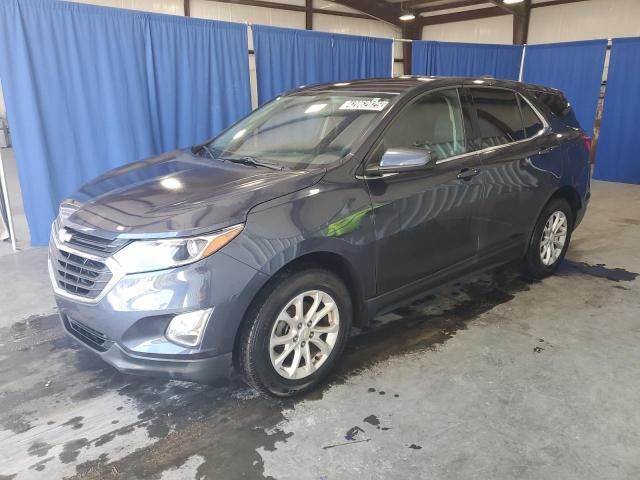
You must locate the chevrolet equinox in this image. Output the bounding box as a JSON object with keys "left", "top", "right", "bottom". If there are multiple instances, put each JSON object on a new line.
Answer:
{"left": 49, "top": 77, "right": 591, "bottom": 396}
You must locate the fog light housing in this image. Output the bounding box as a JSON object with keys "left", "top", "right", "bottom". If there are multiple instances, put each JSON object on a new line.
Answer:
{"left": 165, "top": 308, "right": 213, "bottom": 348}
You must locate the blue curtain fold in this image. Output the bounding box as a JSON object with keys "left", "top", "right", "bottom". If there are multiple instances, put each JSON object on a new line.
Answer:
{"left": 252, "top": 25, "right": 333, "bottom": 105}
{"left": 594, "top": 37, "right": 640, "bottom": 184}
{"left": 411, "top": 41, "right": 523, "bottom": 80}
{"left": 0, "top": 0, "right": 251, "bottom": 245}
{"left": 331, "top": 32, "right": 393, "bottom": 82}
{"left": 522, "top": 39, "right": 607, "bottom": 135}
{"left": 252, "top": 25, "right": 392, "bottom": 105}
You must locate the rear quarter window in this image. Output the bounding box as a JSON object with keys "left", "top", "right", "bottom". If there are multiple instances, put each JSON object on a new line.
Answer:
{"left": 529, "top": 90, "right": 580, "bottom": 129}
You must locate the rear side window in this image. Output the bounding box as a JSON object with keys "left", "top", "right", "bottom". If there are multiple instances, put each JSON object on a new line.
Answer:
{"left": 519, "top": 95, "right": 545, "bottom": 138}
{"left": 381, "top": 88, "right": 467, "bottom": 161}
{"left": 470, "top": 88, "right": 525, "bottom": 148}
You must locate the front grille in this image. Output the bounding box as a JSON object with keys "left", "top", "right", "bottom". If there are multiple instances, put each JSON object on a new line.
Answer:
{"left": 63, "top": 228, "right": 129, "bottom": 256}
{"left": 64, "top": 316, "right": 113, "bottom": 352}
{"left": 50, "top": 246, "right": 113, "bottom": 299}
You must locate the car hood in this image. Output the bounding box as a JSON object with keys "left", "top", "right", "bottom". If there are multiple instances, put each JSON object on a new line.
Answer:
{"left": 64, "top": 149, "right": 324, "bottom": 239}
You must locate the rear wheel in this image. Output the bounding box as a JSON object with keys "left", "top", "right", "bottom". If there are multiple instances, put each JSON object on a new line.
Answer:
{"left": 523, "top": 197, "right": 573, "bottom": 279}
{"left": 238, "top": 268, "right": 352, "bottom": 397}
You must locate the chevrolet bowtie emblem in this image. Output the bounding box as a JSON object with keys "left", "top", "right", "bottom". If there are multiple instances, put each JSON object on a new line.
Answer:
{"left": 58, "top": 228, "right": 73, "bottom": 244}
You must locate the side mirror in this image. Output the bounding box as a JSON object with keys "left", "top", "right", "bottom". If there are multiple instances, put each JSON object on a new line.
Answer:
{"left": 366, "top": 147, "right": 436, "bottom": 175}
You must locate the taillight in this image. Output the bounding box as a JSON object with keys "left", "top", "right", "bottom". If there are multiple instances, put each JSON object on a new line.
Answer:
{"left": 581, "top": 133, "right": 592, "bottom": 153}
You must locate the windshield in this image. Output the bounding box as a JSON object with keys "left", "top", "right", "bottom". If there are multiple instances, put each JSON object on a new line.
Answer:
{"left": 206, "top": 92, "right": 395, "bottom": 170}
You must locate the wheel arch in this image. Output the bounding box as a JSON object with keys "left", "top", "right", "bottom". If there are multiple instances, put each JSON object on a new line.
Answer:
{"left": 231, "top": 250, "right": 367, "bottom": 369}
{"left": 550, "top": 185, "right": 582, "bottom": 225}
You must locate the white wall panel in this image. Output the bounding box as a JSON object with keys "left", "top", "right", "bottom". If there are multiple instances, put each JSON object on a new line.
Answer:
{"left": 190, "top": 0, "right": 304, "bottom": 30}
{"left": 529, "top": 0, "right": 640, "bottom": 44}
{"left": 314, "top": 13, "right": 399, "bottom": 39}
{"left": 72, "top": 0, "right": 183, "bottom": 15}
{"left": 421, "top": 14, "right": 512, "bottom": 44}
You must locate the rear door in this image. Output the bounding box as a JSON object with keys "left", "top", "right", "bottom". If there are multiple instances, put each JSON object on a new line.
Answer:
{"left": 468, "top": 87, "right": 564, "bottom": 258}
{"left": 365, "top": 87, "right": 483, "bottom": 294}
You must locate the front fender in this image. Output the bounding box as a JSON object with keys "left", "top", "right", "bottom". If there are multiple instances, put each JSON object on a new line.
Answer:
{"left": 221, "top": 179, "right": 376, "bottom": 300}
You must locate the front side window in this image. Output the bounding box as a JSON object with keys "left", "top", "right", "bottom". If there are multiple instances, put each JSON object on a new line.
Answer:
{"left": 470, "top": 88, "right": 525, "bottom": 148}
{"left": 378, "top": 88, "right": 467, "bottom": 162}
{"left": 207, "top": 92, "right": 394, "bottom": 170}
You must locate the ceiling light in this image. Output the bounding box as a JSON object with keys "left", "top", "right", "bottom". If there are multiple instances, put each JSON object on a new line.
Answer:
{"left": 503, "top": 0, "right": 524, "bottom": 4}
{"left": 399, "top": 12, "right": 415, "bottom": 21}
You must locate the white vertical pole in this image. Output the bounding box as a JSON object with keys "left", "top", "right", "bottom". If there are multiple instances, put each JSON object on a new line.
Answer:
{"left": 390, "top": 39, "right": 395, "bottom": 77}
{"left": 518, "top": 44, "right": 527, "bottom": 82}
{"left": 0, "top": 148, "right": 17, "bottom": 251}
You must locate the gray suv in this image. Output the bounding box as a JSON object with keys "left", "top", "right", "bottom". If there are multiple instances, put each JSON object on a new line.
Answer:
{"left": 49, "top": 77, "right": 591, "bottom": 396}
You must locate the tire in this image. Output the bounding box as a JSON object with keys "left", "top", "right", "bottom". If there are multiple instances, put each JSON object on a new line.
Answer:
{"left": 238, "top": 268, "right": 352, "bottom": 397}
{"left": 523, "top": 197, "right": 574, "bottom": 279}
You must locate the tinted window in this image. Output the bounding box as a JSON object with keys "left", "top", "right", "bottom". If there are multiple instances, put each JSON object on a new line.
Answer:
{"left": 471, "top": 88, "right": 524, "bottom": 148}
{"left": 380, "top": 89, "right": 467, "bottom": 162}
{"left": 519, "top": 95, "right": 545, "bottom": 138}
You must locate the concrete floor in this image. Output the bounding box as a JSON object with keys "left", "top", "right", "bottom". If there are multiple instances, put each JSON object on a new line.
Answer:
{"left": 1, "top": 180, "right": 639, "bottom": 480}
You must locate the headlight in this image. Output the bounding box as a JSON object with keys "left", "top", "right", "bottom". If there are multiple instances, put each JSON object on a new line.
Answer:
{"left": 113, "top": 224, "right": 243, "bottom": 274}
{"left": 58, "top": 199, "right": 82, "bottom": 224}
{"left": 166, "top": 308, "right": 213, "bottom": 347}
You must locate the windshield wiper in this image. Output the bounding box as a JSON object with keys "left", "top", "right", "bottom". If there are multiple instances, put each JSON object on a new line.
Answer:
{"left": 219, "top": 155, "right": 285, "bottom": 171}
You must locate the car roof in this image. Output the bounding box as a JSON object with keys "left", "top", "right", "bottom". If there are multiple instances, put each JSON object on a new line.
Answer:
{"left": 290, "top": 76, "right": 550, "bottom": 96}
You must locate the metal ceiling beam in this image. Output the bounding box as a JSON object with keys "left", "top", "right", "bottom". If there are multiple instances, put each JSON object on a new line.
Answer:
{"left": 204, "top": 0, "right": 373, "bottom": 21}
{"left": 512, "top": 0, "right": 531, "bottom": 44}
{"left": 305, "top": 0, "right": 313, "bottom": 29}
{"left": 486, "top": 0, "right": 519, "bottom": 15}
{"left": 421, "top": 5, "right": 509, "bottom": 25}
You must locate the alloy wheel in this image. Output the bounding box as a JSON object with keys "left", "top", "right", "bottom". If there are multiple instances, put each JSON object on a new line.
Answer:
{"left": 269, "top": 290, "right": 340, "bottom": 380}
{"left": 539, "top": 210, "right": 568, "bottom": 266}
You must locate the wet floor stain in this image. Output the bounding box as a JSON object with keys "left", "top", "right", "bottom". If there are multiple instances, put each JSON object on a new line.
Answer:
{"left": 62, "top": 416, "right": 84, "bottom": 431}
{"left": 363, "top": 415, "right": 380, "bottom": 427}
{"left": 0, "top": 260, "right": 636, "bottom": 479}
{"left": 27, "top": 441, "right": 52, "bottom": 458}
{"left": 559, "top": 261, "right": 639, "bottom": 282}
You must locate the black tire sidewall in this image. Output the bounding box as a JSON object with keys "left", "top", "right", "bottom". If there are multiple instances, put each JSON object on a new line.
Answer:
{"left": 241, "top": 269, "right": 352, "bottom": 397}
{"left": 525, "top": 198, "right": 574, "bottom": 279}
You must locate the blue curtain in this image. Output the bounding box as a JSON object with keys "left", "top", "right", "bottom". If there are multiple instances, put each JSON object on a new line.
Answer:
{"left": 253, "top": 25, "right": 392, "bottom": 105}
{"left": 411, "top": 41, "right": 523, "bottom": 80}
{"left": 594, "top": 37, "right": 640, "bottom": 184}
{"left": 522, "top": 40, "right": 607, "bottom": 135}
{"left": 0, "top": 0, "right": 251, "bottom": 245}
{"left": 332, "top": 32, "right": 392, "bottom": 82}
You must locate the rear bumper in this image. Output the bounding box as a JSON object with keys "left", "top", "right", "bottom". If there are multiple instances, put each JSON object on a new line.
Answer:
{"left": 61, "top": 312, "right": 233, "bottom": 384}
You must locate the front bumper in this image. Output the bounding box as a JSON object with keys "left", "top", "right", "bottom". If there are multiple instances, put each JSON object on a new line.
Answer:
{"left": 50, "top": 239, "right": 269, "bottom": 383}
{"left": 62, "top": 310, "right": 233, "bottom": 383}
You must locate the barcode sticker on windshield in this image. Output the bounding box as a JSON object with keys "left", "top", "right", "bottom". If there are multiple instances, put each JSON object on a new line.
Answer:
{"left": 339, "top": 98, "right": 389, "bottom": 111}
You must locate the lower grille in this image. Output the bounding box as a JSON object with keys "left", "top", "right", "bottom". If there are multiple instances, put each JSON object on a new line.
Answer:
{"left": 64, "top": 316, "right": 113, "bottom": 352}
{"left": 50, "top": 245, "right": 113, "bottom": 299}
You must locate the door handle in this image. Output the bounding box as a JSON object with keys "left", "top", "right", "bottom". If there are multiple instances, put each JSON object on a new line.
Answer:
{"left": 538, "top": 145, "right": 560, "bottom": 155}
{"left": 457, "top": 167, "right": 481, "bottom": 180}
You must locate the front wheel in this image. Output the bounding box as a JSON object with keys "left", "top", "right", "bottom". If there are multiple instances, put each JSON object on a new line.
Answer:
{"left": 523, "top": 197, "right": 573, "bottom": 279}
{"left": 238, "top": 269, "right": 352, "bottom": 397}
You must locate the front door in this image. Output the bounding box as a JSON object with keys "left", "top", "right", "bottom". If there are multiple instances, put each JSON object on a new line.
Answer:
{"left": 365, "top": 88, "right": 483, "bottom": 294}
